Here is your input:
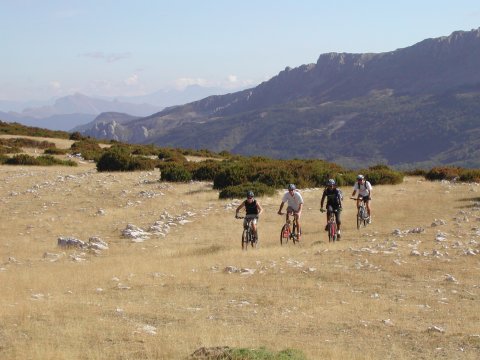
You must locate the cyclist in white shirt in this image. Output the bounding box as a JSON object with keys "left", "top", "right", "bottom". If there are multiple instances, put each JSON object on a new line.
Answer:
{"left": 352, "top": 174, "right": 373, "bottom": 223}
{"left": 278, "top": 184, "right": 304, "bottom": 240}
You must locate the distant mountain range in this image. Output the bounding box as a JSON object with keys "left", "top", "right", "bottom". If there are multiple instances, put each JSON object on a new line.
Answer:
{"left": 0, "top": 85, "right": 231, "bottom": 131}
{"left": 77, "top": 28, "right": 480, "bottom": 168}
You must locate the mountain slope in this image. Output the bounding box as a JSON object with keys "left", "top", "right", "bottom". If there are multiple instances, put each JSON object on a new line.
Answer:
{"left": 80, "top": 28, "right": 480, "bottom": 168}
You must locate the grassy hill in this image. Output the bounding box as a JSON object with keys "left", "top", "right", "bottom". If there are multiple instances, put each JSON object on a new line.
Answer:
{"left": 1, "top": 157, "right": 479, "bottom": 358}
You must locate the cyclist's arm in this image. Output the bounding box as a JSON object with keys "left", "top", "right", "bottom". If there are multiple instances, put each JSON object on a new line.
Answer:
{"left": 320, "top": 192, "right": 326, "bottom": 209}
{"left": 297, "top": 202, "right": 303, "bottom": 213}
{"left": 256, "top": 202, "right": 264, "bottom": 216}
{"left": 235, "top": 202, "right": 245, "bottom": 216}
{"left": 278, "top": 201, "right": 285, "bottom": 214}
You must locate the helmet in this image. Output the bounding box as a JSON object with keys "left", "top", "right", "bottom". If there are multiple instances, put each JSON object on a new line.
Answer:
{"left": 246, "top": 190, "right": 254, "bottom": 198}
{"left": 287, "top": 184, "right": 296, "bottom": 191}
{"left": 357, "top": 174, "right": 365, "bottom": 180}
{"left": 327, "top": 179, "right": 336, "bottom": 186}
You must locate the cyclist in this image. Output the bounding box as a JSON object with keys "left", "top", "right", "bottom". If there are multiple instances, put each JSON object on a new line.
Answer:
{"left": 235, "top": 190, "right": 263, "bottom": 240}
{"left": 352, "top": 174, "right": 373, "bottom": 223}
{"left": 277, "top": 184, "right": 304, "bottom": 241}
{"left": 320, "top": 179, "right": 343, "bottom": 238}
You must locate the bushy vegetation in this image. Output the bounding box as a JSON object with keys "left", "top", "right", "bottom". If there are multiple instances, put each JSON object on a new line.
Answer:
{"left": 70, "top": 139, "right": 104, "bottom": 161}
{"left": 0, "top": 137, "right": 56, "bottom": 149}
{"left": 0, "top": 120, "right": 70, "bottom": 139}
{"left": 96, "top": 147, "right": 157, "bottom": 172}
{"left": 227, "top": 347, "right": 307, "bottom": 360}
{"left": 425, "top": 166, "right": 480, "bottom": 182}
{"left": 219, "top": 182, "right": 276, "bottom": 199}
{"left": 44, "top": 147, "right": 69, "bottom": 155}
{"left": 159, "top": 162, "right": 192, "bottom": 181}
{"left": 3, "top": 154, "right": 77, "bottom": 166}
{"left": 425, "top": 166, "right": 462, "bottom": 181}
{"left": 360, "top": 164, "right": 405, "bottom": 186}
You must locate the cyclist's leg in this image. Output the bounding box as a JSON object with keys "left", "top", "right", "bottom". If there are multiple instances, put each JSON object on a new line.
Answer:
{"left": 335, "top": 208, "right": 341, "bottom": 231}
{"left": 295, "top": 211, "right": 302, "bottom": 238}
{"left": 365, "top": 197, "right": 372, "bottom": 222}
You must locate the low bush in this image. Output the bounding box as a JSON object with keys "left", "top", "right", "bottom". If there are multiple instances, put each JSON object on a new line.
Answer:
{"left": 219, "top": 182, "right": 276, "bottom": 199}
{"left": 44, "top": 148, "right": 69, "bottom": 155}
{"left": 71, "top": 139, "right": 103, "bottom": 161}
{"left": 96, "top": 148, "right": 132, "bottom": 172}
{"left": 160, "top": 162, "right": 192, "bottom": 182}
{"left": 191, "top": 160, "right": 222, "bottom": 181}
{"left": 458, "top": 169, "right": 480, "bottom": 183}
{"left": 158, "top": 148, "right": 187, "bottom": 162}
{"left": 425, "top": 167, "right": 461, "bottom": 181}
{"left": 5, "top": 154, "right": 77, "bottom": 166}
{"left": 128, "top": 156, "right": 158, "bottom": 171}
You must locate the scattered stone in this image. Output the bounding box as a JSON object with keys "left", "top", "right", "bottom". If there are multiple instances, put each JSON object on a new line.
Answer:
{"left": 58, "top": 237, "right": 86, "bottom": 248}
{"left": 137, "top": 324, "right": 157, "bottom": 335}
{"left": 42, "top": 252, "right": 64, "bottom": 262}
{"left": 431, "top": 219, "right": 447, "bottom": 227}
{"left": 428, "top": 325, "right": 445, "bottom": 333}
{"left": 122, "top": 224, "right": 150, "bottom": 242}
{"left": 382, "top": 319, "right": 394, "bottom": 326}
{"left": 189, "top": 346, "right": 231, "bottom": 359}
{"left": 444, "top": 274, "right": 458, "bottom": 283}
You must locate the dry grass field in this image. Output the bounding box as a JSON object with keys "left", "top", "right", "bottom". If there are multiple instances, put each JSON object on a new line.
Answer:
{"left": 0, "top": 144, "right": 479, "bottom": 359}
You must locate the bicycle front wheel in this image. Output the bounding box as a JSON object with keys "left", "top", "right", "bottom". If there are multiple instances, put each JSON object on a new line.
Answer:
{"left": 242, "top": 229, "right": 249, "bottom": 250}
{"left": 280, "top": 224, "right": 289, "bottom": 245}
{"left": 292, "top": 222, "right": 299, "bottom": 244}
{"left": 328, "top": 222, "right": 337, "bottom": 242}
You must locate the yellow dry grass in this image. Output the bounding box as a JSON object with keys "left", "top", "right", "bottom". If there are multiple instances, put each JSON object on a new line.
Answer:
{"left": 0, "top": 156, "right": 479, "bottom": 359}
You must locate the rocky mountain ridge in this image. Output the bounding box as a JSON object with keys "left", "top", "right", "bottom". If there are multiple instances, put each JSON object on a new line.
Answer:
{"left": 79, "top": 28, "right": 480, "bottom": 168}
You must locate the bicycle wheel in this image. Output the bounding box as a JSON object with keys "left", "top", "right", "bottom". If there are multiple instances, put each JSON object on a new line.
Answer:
{"left": 356, "top": 211, "right": 361, "bottom": 230}
{"left": 280, "top": 224, "right": 290, "bottom": 245}
{"left": 292, "top": 221, "right": 298, "bottom": 244}
{"left": 249, "top": 229, "right": 258, "bottom": 249}
{"left": 242, "top": 229, "right": 248, "bottom": 250}
{"left": 328, "top": 222, "right": 336, "bottom": 242}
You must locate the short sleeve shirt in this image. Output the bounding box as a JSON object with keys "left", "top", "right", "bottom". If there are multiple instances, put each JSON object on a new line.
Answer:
{"left": 353, "top": 181, "right": 372, "bottom": 197}
{"left": 282, "top": 191, "right": 304, "bottom": 210}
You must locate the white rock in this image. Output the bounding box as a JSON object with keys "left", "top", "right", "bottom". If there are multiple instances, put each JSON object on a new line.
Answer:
{"left": 428, "top": 325, "right": 445, "bottom": 333}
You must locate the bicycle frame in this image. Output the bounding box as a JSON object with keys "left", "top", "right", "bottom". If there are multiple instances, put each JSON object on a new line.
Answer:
{"left": 326, "top": 206, "right": 337, "bottom": 242}
{"left": 280, "top": 211, "right": 299, "bottom": 245}
{"left": 237, "top": 216, "right": 258, "bottom": 250}
{"left": 351, "top": 197, "right": 369, "bottom": 229}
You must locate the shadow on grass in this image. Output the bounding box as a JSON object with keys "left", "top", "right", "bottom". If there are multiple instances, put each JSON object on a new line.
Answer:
{"left": 455, "top": 197, "right": 480, "bottom": 209}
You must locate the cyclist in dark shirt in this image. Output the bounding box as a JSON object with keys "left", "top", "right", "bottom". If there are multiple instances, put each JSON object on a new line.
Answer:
{"left": 320, "top": 179, "right": 343, "bottom": 238}
{"left": 235, "top": 190, "right": 263, "bottom": 240}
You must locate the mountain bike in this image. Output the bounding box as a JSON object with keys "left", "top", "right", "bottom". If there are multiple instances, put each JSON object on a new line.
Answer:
{"left": 279, "top": 211, "right": 300, "bottom": 245}
{"left": 321, "top": 206, "right": 338, "bottom": 242}
{"left": 351, "top": 197, "right": 370, "bottom": 229}
{"left": 236, "top": 216, "right": 258, "bottom": 250}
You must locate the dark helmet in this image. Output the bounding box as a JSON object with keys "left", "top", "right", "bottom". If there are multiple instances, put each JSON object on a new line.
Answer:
{"left": 327, "top": 178, "right": 336, "bottom": 186}
{"left": 357, "top": 174, "right": 365, "bottom": 180}
{"left": 246, "top": 190, "right": 254, "bottom": 198}
{"left": 287, "top": 184, "right": 296, "bottom": 191}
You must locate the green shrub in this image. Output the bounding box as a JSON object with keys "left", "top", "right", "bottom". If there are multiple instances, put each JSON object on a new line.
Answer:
{"left": 425, "top": 167, "right": 461, "bottom": 181}
{"left": 96, "top": 148, "right": 132, "bottom": 172}
{"left": 5, "top": 154, "right": 76, "bottom": 166}
{"left": 191, "top": 160, "right": 222, "bottom": 181}
{"left": 219, "top": 182, "right": 276, "bottom": 199}
{"left": 44, "top": 148, "right": 69, "bottom": 155}
{"left": 128, "top": 156, "right": 158, "bottom": 171}
{"left": 158, "top": 148, "right": 187, "bottom": 162}
{"left": 69, "top": 131, "right": 84, "bottom": 140}
{"left": 213, "top": 163, "right": 249, "bottom": 189}
{"left": 228, "top": 347, "right": 307, "bottom": 360}
{"left": 458, "top": 169, "right": 480, "bottom": 183}
{"left": 160, "top": 163, "right": 192, "bottom": 182}
{"left": 71, "top": 139, "right": 103, "bottom": 161}
{"left": 404, "top": 168, "right": 427, "bottom": 176}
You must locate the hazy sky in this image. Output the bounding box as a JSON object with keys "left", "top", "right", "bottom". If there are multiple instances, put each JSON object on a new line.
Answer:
{"left": 1, "top": 0, "right": 479, "bottom": 101}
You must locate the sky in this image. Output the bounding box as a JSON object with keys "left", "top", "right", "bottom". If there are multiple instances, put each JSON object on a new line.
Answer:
{"left": 1, "top": 0, "right": 479, "bottom": 102}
